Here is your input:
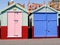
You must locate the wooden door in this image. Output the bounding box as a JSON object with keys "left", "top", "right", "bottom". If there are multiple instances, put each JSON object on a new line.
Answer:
{"left": 34, "top": 13, "right": 46, "bottom": 37}
{"left": 34, "top": 13, "right": 57, "bottom": 37}
{"left": 34, "top": 21, "right": 46, "bottom": 37}
{"left": 8, "top": 12, "right": 22, "bottom": 37}
{"left": 47, "top": 21, "right": 57, "bottom": 37}
{"left": 47, "top": 13, "right": 57, "bottom": 37}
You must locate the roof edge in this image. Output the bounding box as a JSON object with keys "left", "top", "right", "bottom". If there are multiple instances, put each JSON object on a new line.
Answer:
{"left": 0, "top": 3, "right": 28, "bottom": 15}
{"left": 31, "top": 5, "right": 58, "bottom": 13}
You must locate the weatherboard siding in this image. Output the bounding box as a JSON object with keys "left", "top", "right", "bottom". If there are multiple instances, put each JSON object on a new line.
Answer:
{"left": 1, "top": 13, "right": 7, "bottom": 26}
{"left": 0, "top": 15, "right": 1, "bottom": 19}
{"left": 22, "top": 13, "right": 28, "bottom": 26}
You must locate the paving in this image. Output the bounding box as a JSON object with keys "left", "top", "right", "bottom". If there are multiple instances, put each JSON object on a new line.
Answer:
{"left": 0, "top": 38, "right": 60, "bottom": 45}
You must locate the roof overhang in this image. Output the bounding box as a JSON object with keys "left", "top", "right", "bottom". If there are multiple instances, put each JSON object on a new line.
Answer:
{"left": 0, "top": 3, "right": 28, "bottom": 15}
{"left": 31, "top": 5, "right": 58, "bottom": 13}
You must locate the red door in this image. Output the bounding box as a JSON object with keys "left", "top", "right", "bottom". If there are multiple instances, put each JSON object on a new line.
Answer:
{"left": 8, "top": 12, "right": 22, "bottom": 37}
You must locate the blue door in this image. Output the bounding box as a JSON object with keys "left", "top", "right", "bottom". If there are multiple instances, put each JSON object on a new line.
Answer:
{"left": 34, "top": 21, "right": 46, "bottom": 37}
{"left": 47, "top": 13, "right": 57, "bottom": 20}
{"left": 47, "top": 21, "right": 57, "bottom": 37}
{"left": 34, "top": 13, "right": 46, "bottom": 20}
{"left": 47, "top": 13, "right": 57, "bottom": 37}
{"left": 34, "top": 13, "right": 46, "bottom": 37}
{"left": 34, "top": 12, "right": 57, "bottom": 37}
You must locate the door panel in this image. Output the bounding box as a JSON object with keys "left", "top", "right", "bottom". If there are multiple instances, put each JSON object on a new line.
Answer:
{"left": 34, "top": 13, "right": 46, "bottom": 20}
{"left": 47, "top": 13, "right": 57, "bottom": 20}
{"left": 34, "top": 21, "right": 46, "bottom": 37}
{"left": 47, "top": 21, "right": 57, "bottom": 37}
{"left": 8, "top": 12, "right": 15, "bottom": 37}
{"left": 14, "top": 13, "right": 22, "bottom": 37}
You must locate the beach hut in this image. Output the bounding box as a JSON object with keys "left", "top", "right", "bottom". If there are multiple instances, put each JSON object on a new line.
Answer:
{"left": 0, "top": 3, "right": 28, "bottom": 39}
{"left": 30, "top": 5, "right": 59, "bottom": 38}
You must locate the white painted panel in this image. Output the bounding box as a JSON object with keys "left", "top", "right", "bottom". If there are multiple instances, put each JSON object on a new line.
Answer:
{"left": 22, "top": 13, "right": 28, "bottom": 26}
{"left": 1, "top": 13, "right": 7, "bottom": 26}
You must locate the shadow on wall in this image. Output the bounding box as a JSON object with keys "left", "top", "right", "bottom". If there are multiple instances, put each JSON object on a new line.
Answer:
{"left": 58, "top": 17, "right": 60, "bottom": 38}
{"left": 28, "top": 18, "right": 32, "bottom": 39}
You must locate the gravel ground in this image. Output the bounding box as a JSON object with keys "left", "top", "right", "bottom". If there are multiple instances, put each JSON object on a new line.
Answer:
{"left": 0, "top": 38, "right": 60, "bottom": 45}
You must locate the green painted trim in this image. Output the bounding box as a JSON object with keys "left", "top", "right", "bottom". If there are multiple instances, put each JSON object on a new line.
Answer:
{"left": 46, "top": 6, "right": 58, "bottom": 13}
{"left": 16, "top": 6, "right": 28, "bottom": 14}
{"left": 16, "top": 4, "right": 28, "bottom": 14}
{"left": 1, "top": 5, "right": 16, "bottom": 14}
{"left": 31, "top": 5, "right": 44, "bottom": 13}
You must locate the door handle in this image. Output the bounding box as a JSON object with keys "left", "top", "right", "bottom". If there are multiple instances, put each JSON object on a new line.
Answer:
{"left": 14, "top": 35, "right": 18, "bottom": 36}
{"left": 48, "top": 21, "right": 50, "bottom": 22}
{"left": 45, "top": 30, "right": 50, "bottom": 32}
{"left": 14, "top": 20, "right": 18, "bottom": 22}
{"left": 47, "top": 30, "right": 50, "bottom": 32}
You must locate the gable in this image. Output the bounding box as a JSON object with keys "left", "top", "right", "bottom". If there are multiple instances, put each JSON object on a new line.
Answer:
{"left": 32, "top": 5, "right": 58, "bottom": 13}
{"left": 37, "top": 7, "right": 55, "bottom": 12}
{"left": 7, "top": 7, "right": 24, "bottom": 12}
{"left": 0, "top": 4, "right": 28, "bottom": 15}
